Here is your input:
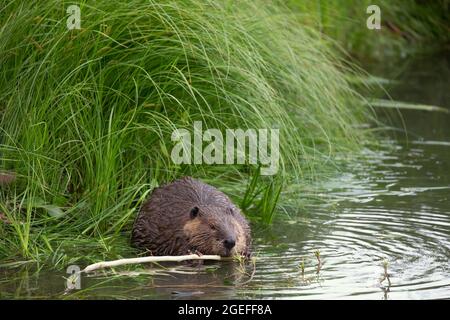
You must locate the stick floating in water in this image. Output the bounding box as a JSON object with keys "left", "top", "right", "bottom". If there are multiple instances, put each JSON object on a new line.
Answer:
{"left": 82, "top": 254, "right": 228, "bottom": 273}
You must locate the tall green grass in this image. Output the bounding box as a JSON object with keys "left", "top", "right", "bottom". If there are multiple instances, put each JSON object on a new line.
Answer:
{"left": 288, "top": 0, "right": 450, "bottom": 59}
{"left": 0, "top": 0, "right": 370, "bottom": 266}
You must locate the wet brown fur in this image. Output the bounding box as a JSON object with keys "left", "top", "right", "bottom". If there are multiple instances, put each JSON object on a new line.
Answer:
{"left": 131, "top": 177, "right": 251, "bottom": 257}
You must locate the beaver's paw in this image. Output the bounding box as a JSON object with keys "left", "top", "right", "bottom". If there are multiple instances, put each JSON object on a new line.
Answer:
{"left": 187, "top": 249, "right": 204, "bottom": 257}
{"left": 242, "top": 249, "right": 252, "bottom": 259}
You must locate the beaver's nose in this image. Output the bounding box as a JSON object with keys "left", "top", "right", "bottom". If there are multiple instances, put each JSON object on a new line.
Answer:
{"left": 223, "top": 238, "right": 236, "bottom": 250}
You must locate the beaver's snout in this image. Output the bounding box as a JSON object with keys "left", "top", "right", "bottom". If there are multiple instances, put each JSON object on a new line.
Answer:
{"left": 223, "top": 238, "right": 236, "bottom": 250}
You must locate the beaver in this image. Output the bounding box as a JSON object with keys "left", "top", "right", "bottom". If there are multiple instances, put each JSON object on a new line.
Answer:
{"left": 131, "top": 177, "right": 251, "bottom": 257}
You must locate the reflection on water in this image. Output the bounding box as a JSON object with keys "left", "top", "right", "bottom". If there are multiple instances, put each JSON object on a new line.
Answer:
{"left": 252, "top": 138, "right": 449, "bottom": 299}
{"left": 0, "top": 54, "right": 449, "bottom": 299}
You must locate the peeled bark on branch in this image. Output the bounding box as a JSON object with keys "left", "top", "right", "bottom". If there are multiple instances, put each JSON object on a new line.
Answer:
{"left": 82, "top": 254, "right": 227, "bottom": 273}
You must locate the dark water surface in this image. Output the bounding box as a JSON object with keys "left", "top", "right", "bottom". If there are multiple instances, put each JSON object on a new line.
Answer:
{"left": 1, "top": 54, "right": 449, "bottom": 299}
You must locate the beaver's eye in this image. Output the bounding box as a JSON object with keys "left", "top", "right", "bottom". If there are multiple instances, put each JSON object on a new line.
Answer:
{"left": 210, "top": 225, "right": 216, "bottom": 230}
{"left": 190, "top": 206, "right": 199, "bottom": 219}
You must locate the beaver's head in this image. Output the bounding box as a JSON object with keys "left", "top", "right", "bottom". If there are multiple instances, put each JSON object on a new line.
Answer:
{"left": 183, "top": 205, "right": 249, "bottom": 257}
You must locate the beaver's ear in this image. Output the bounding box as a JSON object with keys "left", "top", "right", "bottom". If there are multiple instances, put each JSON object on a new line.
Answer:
{"left": 190, "top": 206, "right": 199, "bottom": 219}
{"left": 226, "top": 207, "right": 234, "bottom": 215}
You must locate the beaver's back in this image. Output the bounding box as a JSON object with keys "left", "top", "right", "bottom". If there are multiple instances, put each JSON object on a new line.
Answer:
{"left": 148, "top": 176, "right": 234, "bottom": 209}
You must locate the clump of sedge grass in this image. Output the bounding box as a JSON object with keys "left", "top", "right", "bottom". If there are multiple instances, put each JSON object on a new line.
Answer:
{"left": 0, "top": 0, "right": 371, "bottom": 265}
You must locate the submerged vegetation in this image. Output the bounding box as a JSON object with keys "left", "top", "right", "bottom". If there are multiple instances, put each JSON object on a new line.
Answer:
{"left": 0, "top": 0, "right": 447, "bottom": 267}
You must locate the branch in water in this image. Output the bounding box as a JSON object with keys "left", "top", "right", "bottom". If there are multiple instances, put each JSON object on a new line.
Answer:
{"left": 82, "top": 254, "right": 229, "bottom": 273}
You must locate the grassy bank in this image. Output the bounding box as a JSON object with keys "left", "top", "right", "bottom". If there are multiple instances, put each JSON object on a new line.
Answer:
{"left": 0, "top": 0, "right": 373, "bottom": 267}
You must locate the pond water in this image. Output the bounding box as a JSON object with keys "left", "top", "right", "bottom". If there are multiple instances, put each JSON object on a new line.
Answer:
{"left": 0, "top": 53, "right": 449, "bottom": 300}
